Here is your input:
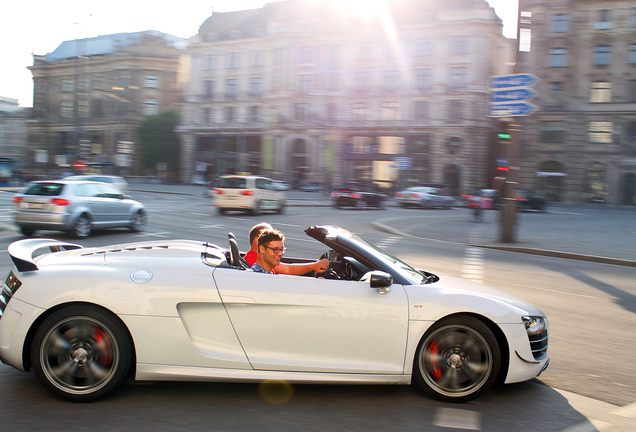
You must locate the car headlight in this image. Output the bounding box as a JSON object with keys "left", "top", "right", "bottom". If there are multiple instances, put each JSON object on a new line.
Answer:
{"left": 522, "top": 316, "right": 546, "bottom": 336}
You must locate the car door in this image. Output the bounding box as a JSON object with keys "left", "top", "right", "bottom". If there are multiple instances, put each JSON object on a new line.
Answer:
{"left": 94, "top": 183, "right": 130, "bottom": 224}
{"left": 74, "top": 183, "right": 109, "bottom": 225}
{"left": 212, "top": 268, "right": 409, "bottom": 374}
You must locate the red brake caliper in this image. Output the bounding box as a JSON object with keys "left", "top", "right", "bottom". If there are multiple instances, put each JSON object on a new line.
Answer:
{"left": 429, "top": 340, "right": 442, "bottom": 380}
{"left": 93, "top": 328, "right": 112, "bottom": 368}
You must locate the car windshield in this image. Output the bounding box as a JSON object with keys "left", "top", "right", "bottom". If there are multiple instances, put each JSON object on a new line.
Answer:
{"left": 350, "top": 233, "right": 426, "bottom": 285}
{"left": 24, "top": 183, "right": 64, "bottom": 196}
{"left": 219, "top": 177, "right": 247, "bottom": 188}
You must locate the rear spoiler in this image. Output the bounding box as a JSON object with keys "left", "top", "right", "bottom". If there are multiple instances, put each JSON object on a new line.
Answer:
{"left": 8, "top": 238, "right": 82, "bottom": 272}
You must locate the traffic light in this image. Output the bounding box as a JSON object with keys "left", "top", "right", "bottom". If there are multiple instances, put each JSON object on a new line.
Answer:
{"left": 498, "top": 133, "right": 511, "bottom": 140}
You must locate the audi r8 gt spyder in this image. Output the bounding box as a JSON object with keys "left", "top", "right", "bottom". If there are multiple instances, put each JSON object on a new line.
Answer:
{"left": 0, "top": 226, "right": 549, "bottom": 403}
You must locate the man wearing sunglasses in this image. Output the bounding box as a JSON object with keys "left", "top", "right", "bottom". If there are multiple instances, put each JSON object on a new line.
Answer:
{"left": 247, "top": 222, "right": 329, "bottom": 275}
{"left": 251, "top": 228, "right": 286, "bottom": 274}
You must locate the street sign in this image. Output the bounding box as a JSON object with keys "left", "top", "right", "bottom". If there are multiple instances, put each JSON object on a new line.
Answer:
{"left": 73, "top": 160, "right": 87, "bottom": 170}
{"left": 489, "top": 87, "right": 538, "bottom": 103}
{"left": 394, "top": 157, "right": 412, "bottom": 170}
{"left": 489, "top": 73, "right": 540, "bottom": 89}
{"left": 489, "top": 102, "right": 538, "bottom": 117}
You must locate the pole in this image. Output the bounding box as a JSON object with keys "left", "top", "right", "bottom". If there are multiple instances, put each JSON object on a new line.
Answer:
{"left": 501, "top": 0, "right": 523, "bottom": 243}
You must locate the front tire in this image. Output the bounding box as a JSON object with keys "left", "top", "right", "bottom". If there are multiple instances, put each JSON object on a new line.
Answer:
{"left": 31, "top": 305, "right": 133, "bottom": 402}
{"left": 413, "top": 315, "right": 500, "bottom": 403}
{"left": 130, "top": 211, "right": 147, "bottom": 232}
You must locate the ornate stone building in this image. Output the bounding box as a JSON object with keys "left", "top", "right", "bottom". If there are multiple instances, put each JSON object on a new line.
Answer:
{"left": 178, "top": 0, "right": 513, "bottom": 194}
{"left": 518, "top": 0, "right": 636, "bottom": 205}
{"left": 27, "top": 31, "right": 187, "bottom": 178}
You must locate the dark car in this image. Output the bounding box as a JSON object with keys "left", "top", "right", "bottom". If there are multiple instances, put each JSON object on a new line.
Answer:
{"left": 516, "top": 190, "right": 547, "bottom": 212}
{"left": 331, "top": 186, "right": 386, "bottom": 209}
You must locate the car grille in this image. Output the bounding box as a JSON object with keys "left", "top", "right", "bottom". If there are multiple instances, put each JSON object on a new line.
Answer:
{"left": 529, "top": 329, "right": 548, "bottom": 360}
{"left": 0, "top": 271, "right": 22, "bottom": 322}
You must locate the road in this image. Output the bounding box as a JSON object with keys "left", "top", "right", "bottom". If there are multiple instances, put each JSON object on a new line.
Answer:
{"left": 0, "top": 188, "right": 635, "bottom": 431}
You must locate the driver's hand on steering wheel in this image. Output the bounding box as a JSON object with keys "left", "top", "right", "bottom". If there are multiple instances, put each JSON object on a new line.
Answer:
{"left": 313, "top": 259, "right": 330, "bottom": 273}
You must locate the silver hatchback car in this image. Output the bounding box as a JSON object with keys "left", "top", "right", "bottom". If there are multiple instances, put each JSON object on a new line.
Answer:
{"left": 12, "top": 180, "right": 147, "bottom": 238}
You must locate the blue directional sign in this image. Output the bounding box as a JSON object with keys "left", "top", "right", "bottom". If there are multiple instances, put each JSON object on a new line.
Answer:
{"left": 489, "top": 102, "right": 538, "bottom": 117}
{"left": 489, "top": 87, "right": 538, "bottom": 104}
{"left": 394, "top": 157, "right": 412, "bottom": 170}
{"left": 489, "top": 73, "right": 540, "bottom": 89}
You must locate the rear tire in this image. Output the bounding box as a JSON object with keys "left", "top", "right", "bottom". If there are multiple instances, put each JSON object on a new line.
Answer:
{"left": 71, "top": 214, "right": 91, "bottom": 238}
{"left": 31, "top": 305, "right": 133, "bottom": 402}
{"left": 20, "top": 228, "right": 36, "bottom": 236}
{"left": 413, "top": 315, "right": 500, "bottom": 403}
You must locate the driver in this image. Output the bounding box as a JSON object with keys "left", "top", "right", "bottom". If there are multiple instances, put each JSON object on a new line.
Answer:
{"left": 246, "top": 222, "right": 329, "bottom": 275}
{"left": 251, "top": 229, "right": 285, "bottom": 274}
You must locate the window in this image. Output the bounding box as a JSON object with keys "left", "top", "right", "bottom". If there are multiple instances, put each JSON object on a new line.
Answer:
{"left": 249, "top": 77, "right": 262, "bottom": 98}
{"left": 78, "top": 99, "right": 89, "bottom": 118}
{"left": 226, "top": 79, "right": 238, "bottom": 100}
{"left": 382, "top": 70, "right": 399, "bottom": 92}
{"left": 448, "top": 100, "right": 462, "bottom": 124}
{"left": 540, "top": 121, "right": 566, "bottom": 143}
{"left": 60, "top": 101, "right": 73, "bottom": 118}
{"left": 225, "top": 106, "right": 235, "bottom": 123}
{"left": 446, "top": 137, "right": 462, "bottom": 156}
{"left": 632, "top": 8, "right": 636, "bottom": 28}
{"left": 593, "top": 46, "right": 611, "bottom": 66}
{"left": 552, "top": 14, "right": 569, "bottom": 33}
{"left": 294, "top": 103, "right": 308, "bottom": 121}
{"left": 353, "top": 137, "right": 372, "bottom": 154}
{"left": 595, "top": 10, "right": 612, "bottom": 30}
{"left": 79, "top": 77, "right": 89, "bottom": 90}
{"left": 549, "top": 48, "right": 568, "bottom": 67}
{"left": 249, "top": 106, "right": 259, "bottom": 122}
{"left": 354, "top": 71, "right": 371, "bottom": 93}
{"left": 327, "top": 72, "right": 339, "bottom": 91}
{"left": 144, "top": 74, "right": 159, "bottom": 88}
{"left": 451, "top": 36, "right": 469, "bottom": 55}
{"left": 203, "top": 107, "right": 211, "bottom": 124}
{"left": 415, "top": 38, "right": 433, "bottom": 57}
{"left": 415, "top": 68, "right": 432, "bottom": 93}
{"left": 227, "top": 52, "right": 240, "bottom": 69}
{"left": 629, "top": 44, "right": 636, "bottom": 64}
{"left": 251, "top": 50, "right": 264, "bottom": 67}
{"left": 414, "top": 101, "right": 428, "bottom": 121}
{"left": 590, "top": 81, "right": 611, "bottom": 103}
{"left": 143, "top": 98, "right": 158, "bottom": 116}
{"left": 91, "top": 99, "right": 103, "bottom": 118}
{"left": 203, "top": 80, "right": 214, "bottom": 99}
{"left": 352, "top": 102, "right": 368, "bottom": 121}
{"left": 61, "top": 79, "right": 73, "bottom": 92}
{"left": 629, "top": 80, "right": 636, "bottom": 102}
{"left": 298, "top": 74, "right": 314, "bottom": 93}
{"left": 118, "top": 74, "right": 130, "bottom": 89}
{"left": 382, "top": 102, "right": 400, "bottom": 120}
{"left": 205, "top": 54, "right": 216, "bottom": 70}
{"left": 588, "top": 121, "right": 613, "bottom": 143}
{"left": 93, "top": 76, "right": 104, "bottom": 90}
{"left": 449, "top": 67, "right": 467, "bottom": 92}
{"left": 298, "top": 46, "right": 316, "bottom": 64}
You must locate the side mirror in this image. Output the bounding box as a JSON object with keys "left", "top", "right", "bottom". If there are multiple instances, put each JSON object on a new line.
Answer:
{"left": 123, "top": 194, "right": 131, "bottom": 200}
{"left": 361, "top": 270, "right": 393, "bottom": 294}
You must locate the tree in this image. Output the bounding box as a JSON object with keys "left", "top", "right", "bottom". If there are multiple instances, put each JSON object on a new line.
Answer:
{"left": 137, "top": 109, "right": 181, "bottom": 174}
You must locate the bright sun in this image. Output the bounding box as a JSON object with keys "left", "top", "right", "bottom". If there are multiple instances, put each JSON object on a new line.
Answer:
{"left": 323, "top": 0, "right": 390, "bottom": 21}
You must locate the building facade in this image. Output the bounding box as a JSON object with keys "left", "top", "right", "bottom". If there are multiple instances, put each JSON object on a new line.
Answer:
{"left": 178, "top": 0, "right": 513, "bottom": 194}
{"left": 518, "top": 0, "right": 636, "bottom": 205}
{"left": 27, "top": 31, "right": 187, "bottom": 178}
{"left": 0, "top": 97, "right": 29, "bottom": 184}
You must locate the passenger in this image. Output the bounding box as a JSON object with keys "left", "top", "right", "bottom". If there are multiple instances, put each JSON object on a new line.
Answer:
{"left": 246, "top": 222, "right": 329, "bottom": 275}
{"left": 251, "top": 228, "right": 285, "bottom": 274}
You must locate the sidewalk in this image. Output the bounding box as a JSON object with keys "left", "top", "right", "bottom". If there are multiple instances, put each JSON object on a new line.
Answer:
{"left": 2, "top": 183, "right": 635, "bottom": 267}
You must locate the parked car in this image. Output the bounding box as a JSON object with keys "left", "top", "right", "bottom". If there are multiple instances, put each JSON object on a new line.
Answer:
{"left": 298, "top": 183, "right": 322, "bottom": 192}
{"left": 1, "top": 225, "right": 549, "bottom": 402}
{"left": 331, "top": 186, "right": 386, "bottom": 209}
{"left": 11, "top": 180, "right": 146, "bottom": 238}
{"left": 64, "top": 174, "right": 129, "bottom": 192}
{"left": 211, "top": 175, "right": 285, "bottom": 215}
{"left": 394, "top": 187, "right": 454, "bottom": 209}
{"left": 516, "top": 190, "right": 547, "bottom": 212}
{"left": 272, "top": 180, "right": 290, "bottom": 191}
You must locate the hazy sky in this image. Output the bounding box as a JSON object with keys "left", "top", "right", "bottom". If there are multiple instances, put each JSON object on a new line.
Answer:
{"left": 1, "top": 0, "right": 516, "bottom": 108}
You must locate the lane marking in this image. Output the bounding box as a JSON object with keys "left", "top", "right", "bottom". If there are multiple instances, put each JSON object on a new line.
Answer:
{"left": 197, "top": 224, "right": 225, "bottom": 229}
{"left": 134, "top": 232, "right": 170, "bottom": 238}
{"left": 433, "top": 408, "right": 480, "bottom": 430}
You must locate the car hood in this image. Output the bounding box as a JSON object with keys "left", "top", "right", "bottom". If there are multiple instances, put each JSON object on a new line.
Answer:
{"left": 429, "top": 272, "right": 545, "bottom": 317}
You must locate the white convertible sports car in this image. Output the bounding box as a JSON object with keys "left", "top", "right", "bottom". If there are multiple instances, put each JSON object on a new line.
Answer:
{"left": 0, "top": 226, "right": 549, "bottom": 402}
